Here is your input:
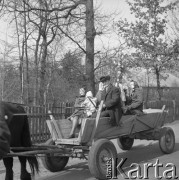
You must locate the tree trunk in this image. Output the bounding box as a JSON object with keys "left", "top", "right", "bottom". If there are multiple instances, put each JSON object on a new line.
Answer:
{"left": 39, "top": 36, "right": 47, "bottom": 105}
{"left": 146, "top": 69, "right": 150, "bottom": 103}
{"left": 155, "top": 67, "right": 162, "bottom": 100}
{"left": 34, "top": 31, "right": 41, "bottom": 105}
{"left": 14, "top": 11, "right": 24, "bottom": 103}
{"left": 24, "top": 2, "right": 30, "bottom": 104}
{"left": 19, "top": 55, "right": 24, "bottom": 103}
{"left": 85, "top": 0, "right": 95, "bottom": 94}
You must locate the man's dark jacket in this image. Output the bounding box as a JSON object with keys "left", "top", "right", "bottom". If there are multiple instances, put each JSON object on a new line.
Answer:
{"left": 127, "top": 87, "right": 143, "bottom": 114}
{"left": 97, "top": 84, "right": 122, "bottom": 126}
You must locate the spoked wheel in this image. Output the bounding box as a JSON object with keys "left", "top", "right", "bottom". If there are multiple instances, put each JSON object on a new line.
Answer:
{"left": 159, "top": 127, "right": 175, "bottom": 154}
{"left": 88, "top": 139, "right": 117, "bottom": 180}
{"left": 117, "top": 136, "right": 134, "bottom": 150}
{"left": 41, "top": 139, "right": 69, "bottom": 172}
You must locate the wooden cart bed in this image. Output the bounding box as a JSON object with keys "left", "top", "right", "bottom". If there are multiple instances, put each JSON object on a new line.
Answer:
{"left": 46, "top": 101, "right": 167, "bottom": 146}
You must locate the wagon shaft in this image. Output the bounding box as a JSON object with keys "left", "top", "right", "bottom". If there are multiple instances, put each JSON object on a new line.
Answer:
{"left": 5, "top": 148, "right": 72, "bottom": 157}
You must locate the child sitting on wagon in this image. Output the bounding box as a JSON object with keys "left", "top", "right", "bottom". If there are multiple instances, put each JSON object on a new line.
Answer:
{"left": 81, "top": 91, "right": 97, "bottom": 117}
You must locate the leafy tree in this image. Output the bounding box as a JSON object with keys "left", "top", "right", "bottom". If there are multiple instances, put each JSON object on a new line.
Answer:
{"left": 116, "top": 0, "right": 177, "bottom": 99}
{"left": 61, "top": 51, "right": 86, "bottom": 87}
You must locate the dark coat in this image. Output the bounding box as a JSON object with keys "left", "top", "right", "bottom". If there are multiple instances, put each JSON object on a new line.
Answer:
{"left": 0, "top": 102, "right": 11, "bottom": 158}
{"left": 127, "top": 87, "right": 143, "bottom": 114}
{"left": 98, "top": 84, "right": 122, "bottom": 126}
{"left": 72, "top": 96, "right": 85, "bottom": 117}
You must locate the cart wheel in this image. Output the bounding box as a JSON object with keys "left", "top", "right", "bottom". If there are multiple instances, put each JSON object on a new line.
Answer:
{"left": 88, "top": 139, "right": 117, "bottom": 180}
{"left": 41, "top": 139, "right": 69, "bottom": 172}
{"left": 117, "top": 136, "right": 134, "bottom": 150}
{"left": 159, "top": 127, "right": 175, "bottom": 154}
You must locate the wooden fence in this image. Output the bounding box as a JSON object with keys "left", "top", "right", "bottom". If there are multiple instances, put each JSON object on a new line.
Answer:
{"left": 144, "top": 100, "right": 176, "bottom": 123}
{"left": 142, "top": 87, "right": 179, "bottom": 101}
{"left": 26, "top": 100, "right": 179, "bottom": 144}
{"left": 25, "top": 102, "right": 74, "bottom": 144}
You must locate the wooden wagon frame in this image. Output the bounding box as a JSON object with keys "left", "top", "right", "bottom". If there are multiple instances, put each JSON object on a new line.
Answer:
{"left": 41, "top": 101, "right": 175, "bottom": 179}
{"left": 5, "top": 101, "right": 176, "bottom": 180}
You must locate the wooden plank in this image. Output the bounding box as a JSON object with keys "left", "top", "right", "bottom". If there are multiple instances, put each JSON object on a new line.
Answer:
{"left": 56, "top": 120, "right": 72, "bottom": 138}
{"left": 46, "top": 120, "right": 58, "bottom": 140}
{"left": 93, "top": 112, "right": 163, "bottom": 140}
{"left": 55, "top": 138, "right": 80, "bottom": 145}
{"left": 94, "top": 117, "right": 134, "bottom": 139}
{"left": 46, "top": 119, "right": 72, "bottom": 139}
{"left": 39, "top": 107, "right": 42, "bottom": 142}
{"left": 41, "top": 106, "right": 46, "bottom": 141}
{"left": 6, "top": 148, "right": 71, "bottom": 157}
{"left": 62, "top": 103, "right": 65, "bottom": 119}
{"left": 44, "top": 105, "right": 48, "bottom": 141}
{"left": 28, "top": 107, "right": 32, "bottom": 142}
{"left": 34, "top": 106, "right": 38, "bottom": 143}
{"left": 89, "top": 101, "right": 104, "bottom": 142}
{"left": 37, "top": 106, "right": 40, "bottom": 143}
{"left": 48, "top": 110, "right": 63, "bottom": 139}
{"left": 94, "top": 126, "right": 130, "bottom": 140}
{"left": 78, "top": 118, "right": 95, "bottom": 143}
{"left": 154, "top": 106, "right": 167, "bottom": 127}
{"left": 27, "top": 106, "right": 32, "bottom": 141}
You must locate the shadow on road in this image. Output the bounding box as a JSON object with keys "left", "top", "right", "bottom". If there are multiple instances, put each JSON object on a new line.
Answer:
{"left": 43, "top": 142, "right": 179, "bottom": 180}
{"left": 115, "top": 141, "right": 179, "bottom": 176}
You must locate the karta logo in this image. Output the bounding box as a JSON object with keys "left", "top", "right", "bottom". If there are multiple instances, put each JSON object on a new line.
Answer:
{"left": 106, "top": 158, "right": 178, "bottom": 179}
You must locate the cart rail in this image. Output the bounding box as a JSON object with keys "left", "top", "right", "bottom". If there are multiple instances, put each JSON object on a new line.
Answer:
{"left": 45, "top": 102, "right": 168, "bottom": 146}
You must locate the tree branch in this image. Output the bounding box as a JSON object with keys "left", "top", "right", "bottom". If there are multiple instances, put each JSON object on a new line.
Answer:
{"left": 56, "top": 24, "right": 86, "bottom": 54}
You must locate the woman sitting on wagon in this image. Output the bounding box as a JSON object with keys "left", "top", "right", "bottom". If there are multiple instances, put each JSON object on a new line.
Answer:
{"left": 67, "top": 87, "right": 86, "bottom": 138}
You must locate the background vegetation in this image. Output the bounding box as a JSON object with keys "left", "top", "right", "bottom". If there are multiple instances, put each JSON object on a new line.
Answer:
{"left": 0, "top": 0, "right": 179, "bottom": 105}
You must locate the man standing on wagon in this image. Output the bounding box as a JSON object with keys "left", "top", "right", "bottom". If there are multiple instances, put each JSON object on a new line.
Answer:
{"left": 96, "top": 75, "right": 123, "bottom": 126}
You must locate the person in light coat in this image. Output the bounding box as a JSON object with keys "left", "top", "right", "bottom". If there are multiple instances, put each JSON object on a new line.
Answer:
{"left": 81, "top": 91, "right": 97, "bottom": 117}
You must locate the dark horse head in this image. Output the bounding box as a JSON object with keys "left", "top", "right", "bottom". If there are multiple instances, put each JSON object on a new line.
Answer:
{"left": 0, "top": 101, "right": 39, "bottom": 180}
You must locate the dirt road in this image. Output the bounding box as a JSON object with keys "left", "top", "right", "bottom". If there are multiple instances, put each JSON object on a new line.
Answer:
{"left": 1, "top": 121, "right": 179, "bottom": 180}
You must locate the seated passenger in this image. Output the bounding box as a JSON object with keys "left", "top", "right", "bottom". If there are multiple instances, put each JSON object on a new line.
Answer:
{"left": 117, "top": 81, "right": 126, "bottom": 108}
{"left": 68, "top": 87, "right": 86, "bottom": 138}
{"left": 81, "top": 91, "right": 97, "bottom": 117}
{"left": 95, "top": 75, "right": 123, "bottom": 126}
{"left": 123, "top": 80, "right": 143, "bottom": 115}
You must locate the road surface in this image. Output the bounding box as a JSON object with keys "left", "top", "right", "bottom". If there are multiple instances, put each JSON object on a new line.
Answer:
{"left": 0, "top": 121, "right": 179, "bottom": 180}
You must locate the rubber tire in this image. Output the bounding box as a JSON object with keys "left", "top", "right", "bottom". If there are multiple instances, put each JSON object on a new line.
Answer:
{"left": 159, "top": 127, "right": 175, "bottom": 154}
{"left": 88, "top": 139, "right": 117, "bottom": 180}
{"left": 41, "top": 139, "right": 69, "bottom": 172}
{"left": 117, "top": 136, "right": 134, "bottom": 150}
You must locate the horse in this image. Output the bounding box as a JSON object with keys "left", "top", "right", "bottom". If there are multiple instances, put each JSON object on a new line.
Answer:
{"left": 0, "top": 102, "right": 11, "bottom": 159}
{"left": 0, "top": 101, "right": 39, "bottom": 180}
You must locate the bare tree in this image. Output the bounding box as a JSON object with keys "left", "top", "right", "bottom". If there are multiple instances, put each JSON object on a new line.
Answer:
{"left": 0, "top": 0, "right": 120, "bottom": 103}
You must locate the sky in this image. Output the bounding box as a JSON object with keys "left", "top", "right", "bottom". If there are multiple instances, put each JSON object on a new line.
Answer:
{"left": 96, "top": 0, "right": 131, "bottom": 18}
{"left": 0, "top": 0, "right": 176, "bottom": 48}
{"left": 0, "top": 0, "right": 132, "bottom": 45}
{"left": 0, "top": 0, "right": 133, "bottom": 61}
{"left": 93, "top": 0, "right": 132, "bottom": 50}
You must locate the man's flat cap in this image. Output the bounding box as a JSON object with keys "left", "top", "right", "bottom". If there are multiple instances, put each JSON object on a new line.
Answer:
{"left": 100, "top": 75, "right": 111, "bottom": 82}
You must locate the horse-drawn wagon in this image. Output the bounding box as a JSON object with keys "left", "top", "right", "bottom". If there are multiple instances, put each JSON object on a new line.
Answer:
{"left": 41, "top": 101, "right": 175, "bottom": 180}
{"left": 1, "top": 101, "right": 175, "bottom": 180}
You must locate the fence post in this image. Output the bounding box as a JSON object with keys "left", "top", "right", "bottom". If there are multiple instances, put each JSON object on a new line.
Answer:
{"left": 143, "top": 101, "right": 147, "bottom": 109}
{"left": 62, "top": 102, "right": 65, "bottom": 119}
{"left": 172, "top": 100, "right": 176, "bottom": 122}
